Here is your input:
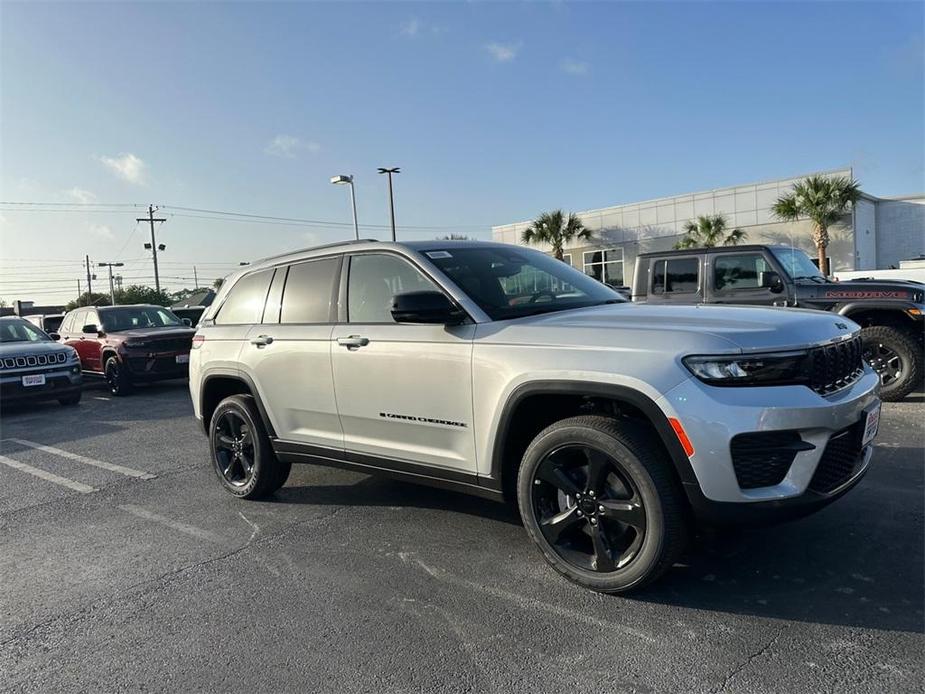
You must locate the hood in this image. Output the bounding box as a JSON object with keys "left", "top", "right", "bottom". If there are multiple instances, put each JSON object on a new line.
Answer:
{"left": 110, "top": 328, "right": 196, "bottom": 340}
{"left": 797, "top": 278, "right": 925, "bottom": 304}
{"left": 476, "top": 303, "right": 859, "bottom": 353}
{"left": 0, "top": 340, "right": 73, "bottom": 356}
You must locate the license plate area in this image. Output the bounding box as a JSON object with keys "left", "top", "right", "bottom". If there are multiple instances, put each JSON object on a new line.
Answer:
{"left": 22, "top": 374, "right": 46, "bottom": 387}
{"left": 861, "top": 403, "right": 881, "bottom": 447}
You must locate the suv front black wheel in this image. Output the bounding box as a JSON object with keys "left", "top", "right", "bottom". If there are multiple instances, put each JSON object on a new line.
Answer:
{"left": 210, "top": 394, "right": 291, "bottom": 499}
{"left": 104, "top": 355, "right": 134, "bottom": 396}
{"left": 517, "top": 415, "right": 687, "bottom": 594}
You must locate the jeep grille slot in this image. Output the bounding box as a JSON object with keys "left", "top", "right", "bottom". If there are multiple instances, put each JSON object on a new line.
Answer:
{"left": 809, "top": 336, "right": 863, "bottom": 395}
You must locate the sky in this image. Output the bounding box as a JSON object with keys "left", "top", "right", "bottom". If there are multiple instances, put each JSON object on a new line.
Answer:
{"left": 1, "top": 0, "right": 922, "bottom": 305}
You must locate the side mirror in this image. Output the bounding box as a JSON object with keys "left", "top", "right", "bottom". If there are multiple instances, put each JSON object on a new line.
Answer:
{"left": 391, "top": 291, "right": 465, "bottom": 325}
{"left": 82, "top": 324, "right": 99, "bottom": 334}
{"left": 48, "top": 332, "right": 60, "bottom": 341}
{"left": 760, "top": 271, "right": 784, "bottom": 294}
{"left": 182, "top": 318, "right": 192, "bottom": 327}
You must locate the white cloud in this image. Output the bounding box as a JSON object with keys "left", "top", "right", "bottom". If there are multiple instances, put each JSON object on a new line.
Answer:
{"left": 99, "top": 153, "right": 146, "bottom": 184}
{"left": 265, "top": 135, "right": 321, "bottom": 159}
{"left": 560, "top": 58, "right": 589, "bottom": 76}
{"left": 66, "top": 187, "right": 97, "bottom": 204}
{"left": 400, "top": 18, "right": 421, "bottom": 37}
{"left": 485, "top": 42, "right": 521, "bottom": 63}
{"left": 88, "top": 223, "right": 114, "bottom": 239}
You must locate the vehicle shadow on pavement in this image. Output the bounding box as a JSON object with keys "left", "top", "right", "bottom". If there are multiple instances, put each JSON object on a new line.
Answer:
{"left": 270, "top": 475, "right": 523, "bottom": 526}
{"left": 636, "top": 448, "right": 924, "bottom": 634}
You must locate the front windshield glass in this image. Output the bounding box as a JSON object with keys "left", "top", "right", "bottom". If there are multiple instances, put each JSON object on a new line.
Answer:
{"left": 101, "top": 306, "right": 184, "bottom": 332}
{"left": 0, "top": 319, "right": 51, "bottom": 343}
{"left": 422, "top": 246, "right": 623, "bottom": 321}
{"left": 771, "top": 247, "right": 826, "bottom": 281}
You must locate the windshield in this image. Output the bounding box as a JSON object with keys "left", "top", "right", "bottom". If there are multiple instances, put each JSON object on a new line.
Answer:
{"left": 422, "top": 246, "right": 624, "bottom": 320}
{"left": 771, "top": 247, "right": 826, "bottom": 281}
{"left": 0, "top": 319, "right": 52, "bottom": 343}
{"left": 101, "top": 306, "right": 184, "bottom": 332}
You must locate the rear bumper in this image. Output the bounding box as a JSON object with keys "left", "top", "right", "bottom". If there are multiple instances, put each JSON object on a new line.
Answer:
{"left": 0, "top": 368, "right": 83, "bottom": 403}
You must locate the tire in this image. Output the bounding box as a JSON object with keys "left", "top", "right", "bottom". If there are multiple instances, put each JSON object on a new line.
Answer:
{"left": 58, "top": 391, "right": 82, "bottom": 406}
{"left": 517, "top": 415, "right": 687, "bottom": 594}
{"left": 104, "top": 356, "right": 134, "bottom": 397}
{"left": 209, "top": 394, "right": 291, "bottom": 499}
{"left": 861, "top": 325, "right": 922, "bottom": 402}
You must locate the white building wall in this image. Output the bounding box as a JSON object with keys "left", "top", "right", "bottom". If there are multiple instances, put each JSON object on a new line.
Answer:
{"left": 875, "top": 196, "right": 925, "bottom": 268}
{"left": 853, "top": 198, "right": 877, "bottom": 270}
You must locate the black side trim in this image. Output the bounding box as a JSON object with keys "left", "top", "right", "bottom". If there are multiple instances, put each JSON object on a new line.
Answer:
{"left": 273, "top": 440, "right": 503, "bottom": 501}
{"left": 486, "top": 381, "right": 697, "bottom": 491}
{"left": 200, "top": 371, "right": 277, "bottom": 438}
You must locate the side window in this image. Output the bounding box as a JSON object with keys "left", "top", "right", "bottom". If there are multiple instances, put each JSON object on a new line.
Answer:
{"left": 214, "top": 269, "right": 274, "bottom": 325}
{"left": 347, "top": 254, "right": 439, "bottom": 323}
{"left": 60, "top": 312, "right": 75, "bottom": 334}
{"left": 280, "top": 257, "right": 340, "bottom": 324}
{"left": 714, "top": 254, "right": 771, "bottom": 291}
{"left": 652, "top": 258, "right": 699, "bottom": 294}
{"left": 85, "top": 310, "right": 100, "bottom": 329}
{"left": 262, "top": 268, "right": 285, "bottom": 324}
{"left": 69, "top": 309, "right": 85, "bottom": 331}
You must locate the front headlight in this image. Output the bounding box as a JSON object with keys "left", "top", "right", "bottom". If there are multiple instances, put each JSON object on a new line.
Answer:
{"left": 683, "top": 351, "right": 809, "bottom": 386}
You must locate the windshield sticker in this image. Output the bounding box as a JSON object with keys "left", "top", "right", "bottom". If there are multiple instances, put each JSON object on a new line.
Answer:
{"left": 426, "top": 251, "right": 452, "bottom": 259}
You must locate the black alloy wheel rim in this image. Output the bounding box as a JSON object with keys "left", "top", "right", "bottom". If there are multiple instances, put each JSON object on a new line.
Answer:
{"left": 214, "top": 411, "right": 256, "bottom": 487}
{"left": 863, "top": 343, "right": 903, "bottom": 385}
{"left": 531, "top": 444, "right": 647, "bottom": 573}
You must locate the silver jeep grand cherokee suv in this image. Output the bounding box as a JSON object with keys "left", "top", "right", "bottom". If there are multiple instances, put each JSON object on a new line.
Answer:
{"left": 190, "top": 240, "right": 880, "bottom": 592}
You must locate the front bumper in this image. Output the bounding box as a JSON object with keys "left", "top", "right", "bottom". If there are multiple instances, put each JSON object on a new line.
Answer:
{"left": 658, "top": 367, "right": 880, "bottom": 522}
{"left": 123, "top": 352, "right": 190, "bottom": 381}
{"left": 0, "top": 366, "right": 83, "bottom": 403}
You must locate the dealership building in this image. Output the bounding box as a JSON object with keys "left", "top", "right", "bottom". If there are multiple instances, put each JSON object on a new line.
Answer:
{"left": 491, "top": 168, "right": 924, "bottom": 287}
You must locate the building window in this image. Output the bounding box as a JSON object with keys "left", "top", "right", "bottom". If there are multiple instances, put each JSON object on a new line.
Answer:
{"left": 562, "top": 254, "right": 572, "bottom": 267}
{"left": 583, "top": 248, "right": 624, "bottom": 287}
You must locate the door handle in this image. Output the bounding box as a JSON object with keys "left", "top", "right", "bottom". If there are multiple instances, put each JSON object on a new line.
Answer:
{"left": 337, "top": 335, "right": 369, "bottom": 350}
{"left": 250, "top": 335, "right": 274, "bottom": 347}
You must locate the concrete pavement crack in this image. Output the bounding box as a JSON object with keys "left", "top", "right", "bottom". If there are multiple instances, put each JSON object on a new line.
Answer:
{"left": 0, "top": 504, "right": 347, "bottom": 650}
{"left": 710, "top": 626, "right": 784, "bottom": 694}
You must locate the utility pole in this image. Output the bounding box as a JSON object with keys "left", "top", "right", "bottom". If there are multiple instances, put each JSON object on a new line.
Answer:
{"left": 85, "top": 255, "right": 93, "bottom": 304}
{"left": 137, "top": 204, "right": 166, "bottom": 293}
{"left": 193, "top": 266, "right": 199, "bottom": 290}
{"left": 377, "top": 167, "right": 400, "bottom": 241}
{"left": 98, "top": 262, "right": 124, "bottom": 305}
{"left": 77, "top": 279, "right": 82, "bottom": 303}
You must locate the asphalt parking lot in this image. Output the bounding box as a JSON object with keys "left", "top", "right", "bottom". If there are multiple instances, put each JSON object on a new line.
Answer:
{"left": 0, "top": 382, "right": 922, "bottom": 693}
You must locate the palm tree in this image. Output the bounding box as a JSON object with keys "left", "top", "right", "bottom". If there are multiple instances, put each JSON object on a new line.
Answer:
{"left": 521, "top": 210, "right": 591, "bottom": 260}
{"left": 771, "top": 175, "right": 861, "bottom": 275}
{"left": 674, "top": 214, "right": 746, "bottom": 250}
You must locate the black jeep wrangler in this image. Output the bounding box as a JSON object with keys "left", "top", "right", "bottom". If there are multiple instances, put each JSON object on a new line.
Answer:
{"left": 632, "top": 244, "right": 924, "bottom": 401}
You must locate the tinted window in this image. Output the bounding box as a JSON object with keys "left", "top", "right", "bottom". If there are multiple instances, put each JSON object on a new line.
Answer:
{"left": 652, "top": 258, "right": 699, "bottom": 294}
{"left": 714, "top": 254, "right": 772, "bottom": 291}
{"left": 425, "top": 246, "right": 622, "bottom": 321}
{"left": 0, "top": 319, "right": 51, "bottom": 343}
{"left": 280, "top": 258, "right": 340, "bottom": 324}
{"left": 262, "top": 269, "right": 285, "bottom": 324}
{"left": 348, "top": 254, "right": 438, "bottom": 323}
{"left": 215, "top": 269, "right": 274, "bottom": 325}
{"left": 101, "top": 306, "right": 183, "bottom": 331}
{"left": 44, "top": 316, "right": 63, "bottom": 332}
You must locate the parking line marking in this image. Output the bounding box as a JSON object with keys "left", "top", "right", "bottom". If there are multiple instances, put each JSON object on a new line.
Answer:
{"left": 118, "top": 505, "right": 225, "bottom": 543}
{"left": 0, "top": 454, "right": 97, "bottom": 494}
{"left": 4, "top": 439, "right": 157, "bottom": 480}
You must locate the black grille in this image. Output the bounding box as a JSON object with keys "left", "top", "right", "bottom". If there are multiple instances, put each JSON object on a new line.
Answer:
{"left": 730, "top": 430, "right": 810, "bottom": 489}
{"left": 809, "top": 421, "right": 865, "bottom": 494}
{"left": 808, "top": 336, "right": 864, "bottom": 395}
{"left": 132, "top": 337, "right": 193, "bottom": 353}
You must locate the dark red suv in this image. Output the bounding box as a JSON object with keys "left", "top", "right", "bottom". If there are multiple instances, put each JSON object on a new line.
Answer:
{"left": 59, "top": 304, "right": 195, "bottom": 396}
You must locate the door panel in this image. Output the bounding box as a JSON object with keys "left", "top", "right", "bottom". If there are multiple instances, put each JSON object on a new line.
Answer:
{"left": 83, "top": 310, "right": 103, "bottom": 372}
{"left": 331, "top": 322, "right": 477, "bottom": 471}
{"left": 241, "top": 323, "right": 344, "bottom": 450}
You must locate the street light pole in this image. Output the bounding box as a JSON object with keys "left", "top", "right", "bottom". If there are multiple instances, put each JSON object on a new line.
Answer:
{"left": 377, "top": 167, "right": 400, "bottom": 241}
{"left": 98, "top": 262, "right": 124, "bottom": 305}
{"left": 330, "top": 175, "right": 359, "bottom": 240}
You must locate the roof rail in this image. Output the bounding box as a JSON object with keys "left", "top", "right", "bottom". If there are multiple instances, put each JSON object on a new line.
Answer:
{"left": 250, "top": 238, "right": 379, "bottom": 265}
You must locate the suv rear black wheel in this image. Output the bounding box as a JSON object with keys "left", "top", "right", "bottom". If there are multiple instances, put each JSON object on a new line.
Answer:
{"left": 517, "top": 415, "right": 687, "bottom": 593}
{"left": 104, "top": 355, "right": 134, "bottom": 396}
{"left": 861, "top": 325, "right": 922, "bottom": 402}
{"left": 210, "top": 394, "right": 291, "bottom": 499}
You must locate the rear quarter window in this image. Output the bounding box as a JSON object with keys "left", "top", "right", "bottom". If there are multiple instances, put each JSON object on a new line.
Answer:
{"left": 652, "top": 257, "right": 700, "bottom": 294}
{"left": 214, "top": 269, "right": 275, "bottom": 325}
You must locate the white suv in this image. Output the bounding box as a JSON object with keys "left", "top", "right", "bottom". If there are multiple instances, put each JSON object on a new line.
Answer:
{"left": 190, "top": 240, "right": 880, "bottom": 592}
